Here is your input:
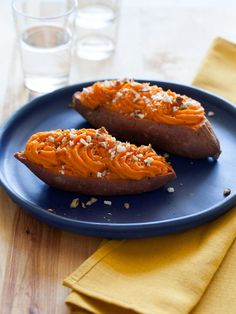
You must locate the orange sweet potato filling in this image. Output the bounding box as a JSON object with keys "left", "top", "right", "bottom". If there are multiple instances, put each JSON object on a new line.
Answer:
{"left": 24, "top": 128, "right": 173, "bottom": 180}
{"left": 78, "top": 79, "right": 205, "bottom": 128}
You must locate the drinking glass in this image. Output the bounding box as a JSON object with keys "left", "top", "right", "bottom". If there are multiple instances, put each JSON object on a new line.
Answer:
{"left": 76, "top": 0, "right": 120, "bottom": 60}
{"left": 12, "top": 0, "right": 77, "bottom": 93}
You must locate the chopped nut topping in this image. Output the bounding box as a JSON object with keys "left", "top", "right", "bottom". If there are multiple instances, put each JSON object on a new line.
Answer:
{"left": 54, "top": 131, "right": 62, "bottom": 136}
{"left": 134, "top": 93, "right": 140, "bottom": 102}
{"left": 69, "top": 140, "right": 74, "bottom": 146}
{"left": 47, "top": 136, "right": 55, "bottom": 143}
{"left": 151, "top": 92, "right": 163, "bottom": 101}
{"left": 104, "top": 200, "right": 112, "bottom": 206}
{"left": 97, "top": 172, "right": 102, "bottom": 178}
{"left": 122, "top": 88, "right": 129, "bottom": 93}
{"left": 164, "top": 153, "right": 169, "bottom": 158}
{"left": 167, "top": 187, "right": 175, "bottom": 193}
{"left": 163, "top": 94, "right": 173, "bottom": 103}
{"left": 137, "top": 113, "right": 145, "bottom": 119}
{"left": 125, "top": 142, "right": 131, "bottom": 149}
{"left": 82, "top": 87, "right": 93, "bottom": 94}
{"left": 80, "top": 138, "right": 88, "bottom": 146}
{"left": 125, "top": 152, "right": 132, "bottom": 156}
{"left": 175, "top": 96, "right": 183, "bottom": 105}
{"left": 185, "top": 99, "right": 196, "bottom": 106}
{"left": 101, "top": 170, "right": 107, "bottom": 177}
{"left": 132, "top": 156, "right": 138, "bottom": 161}
{"left": 144, "top": 157, "right": 154, "bottom": 165}
{"left": 99, "top": 142, "right": 107, "bottom": 148}
{"left": 70, "top": 198, "right": 80, "bottom": 208}
{"left": 110, "top": 151, "right": 116, "bottom": 159}
{"left": 137, "top": 154, "right": 143, "bottom": 158}
{"left": 61, "top": 137, "right": 67, "bottom": 144}
{"left": 101, "top": 80, "right": 116, "bottom": 87}
{"left": 179, "top": 103, "right": 188, "bottom": 110}
{"left": 86, "top": 135, "right": 92, "bottom": 143}
{"left": 117, "top": 144, "right": 126, "bottom": 153}
{"left": 130, "top": 81, "right": 140, "bottom": 86}
{"left": 81, "top": 202, "right": 86, "bottom": 208}
{"left": 98, "top": 127, "right": 107, "bottom": 133}
{"left": 69, "top": 133, "right": 77, "bottom": 139}
{"left": 223, "top": 188, "right": 231, "bottom": 197}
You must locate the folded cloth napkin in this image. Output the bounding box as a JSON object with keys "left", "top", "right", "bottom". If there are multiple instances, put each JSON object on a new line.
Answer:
{"left": 193, "top": 37, "right": 236, "bottom": 103}
{"left": 63, "top": 37, "right": 236, "bottom": 314}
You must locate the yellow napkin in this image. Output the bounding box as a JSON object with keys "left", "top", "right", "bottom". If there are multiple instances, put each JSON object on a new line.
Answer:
{"left": 193, "top": 37, "right": 236, "bottom": 103}
{"left": 63, "top": 37, "right": 236, "bottom": 314}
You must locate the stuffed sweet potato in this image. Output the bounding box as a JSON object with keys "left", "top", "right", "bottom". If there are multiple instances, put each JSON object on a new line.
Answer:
{"left": 73, "top": 79, "right": 221, "bottom": 159}
{"left": 14, "top": 127, "right": 176, "bottom": 195}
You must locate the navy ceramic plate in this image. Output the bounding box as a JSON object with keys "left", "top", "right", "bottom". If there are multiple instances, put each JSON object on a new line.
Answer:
{"left": 0, "top": 80, "right": 236, "bottom": 238}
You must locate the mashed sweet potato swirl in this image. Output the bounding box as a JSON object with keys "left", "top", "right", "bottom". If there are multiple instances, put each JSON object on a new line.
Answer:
{"left": 78, "top": 80, "right": 205, "bottom": 127}
{"left": 24, "top": 128, "right": 173, "bottom": 180}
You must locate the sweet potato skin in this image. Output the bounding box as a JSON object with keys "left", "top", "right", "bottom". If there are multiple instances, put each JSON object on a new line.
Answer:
{"left": 14, "top": 152, "right": 176, "bottom": 196}
{"left": 73, "top": 93, "right": 221, "bottom": 159}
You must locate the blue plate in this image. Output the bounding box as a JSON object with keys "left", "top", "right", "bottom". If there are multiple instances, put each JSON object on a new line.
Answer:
{"left": 0, "top": 81, "right": 236, "bottom": 238}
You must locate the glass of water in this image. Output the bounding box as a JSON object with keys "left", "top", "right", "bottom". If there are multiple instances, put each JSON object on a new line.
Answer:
{"left": 12, "top": 0, "right": 77, "bottom": 93}
{"left": 76, "top": 0, "right": 120, "bottom": 60}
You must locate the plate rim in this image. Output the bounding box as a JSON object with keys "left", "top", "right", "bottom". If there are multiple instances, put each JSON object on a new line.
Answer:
{"left": 0, "top": 80, "right": 236, "bottom": 237}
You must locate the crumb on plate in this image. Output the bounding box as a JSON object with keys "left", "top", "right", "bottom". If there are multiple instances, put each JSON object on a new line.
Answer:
{"left": 70, "top": 198, "right": 80, "bottom": 208}
{"left": 86, "top": 197, "right": 98, "bottom": 206}
{"left": 104, "top": 200, "right": 112, "bottom": 206}
{"left": 208, "top": 111, "right": 215, "bottom": 117}
{"left": 223, "top": 188, "right": 231, "bottom": 197}
{"left": 167, "top": 187, "right": 175, "bottom": 193}
{"left": 124, "top": 202, "right": 130, "bottom": 209}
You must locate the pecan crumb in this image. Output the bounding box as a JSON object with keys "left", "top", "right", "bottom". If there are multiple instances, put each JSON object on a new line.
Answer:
{"left": 208, "top": 111, "right": 215, "bottom": 117}
{"left": 167, "top": 187, "right": 175, "bottom": 193}
{"left": 104, "top": 200, "right": 112, "bottom": 206}
{"left": 175, "top": 96, "right": 183, "bottom": 105}
{"left": 223, "top": 188, "right": 231, "bottom": 197}
{"left": 86, "top": 197, "right": 98, "bottom": 206}
{"left": 70, "top": 198, "right": 80, "bottom": 208}
{"left": 124, "top": 202, "right": 130, "bottom": 209}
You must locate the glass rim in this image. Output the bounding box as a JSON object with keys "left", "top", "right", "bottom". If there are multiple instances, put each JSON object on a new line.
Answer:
{"left": 12, "top": 0, "right": 77, "bottom": 20}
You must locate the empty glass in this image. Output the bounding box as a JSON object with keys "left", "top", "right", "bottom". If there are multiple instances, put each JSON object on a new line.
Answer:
{"left": 12, "top": 0, "right": 77, "bottom": 93}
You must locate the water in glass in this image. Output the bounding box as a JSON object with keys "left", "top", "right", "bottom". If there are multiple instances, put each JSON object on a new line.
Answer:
{"left": 20, "top": 25, "right": 72, "bottom": 93}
